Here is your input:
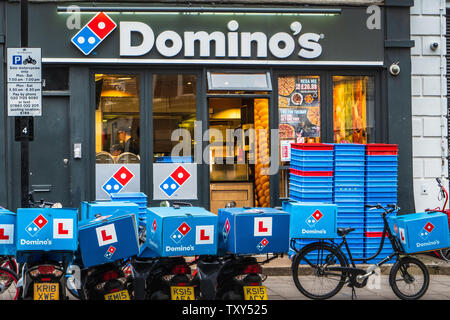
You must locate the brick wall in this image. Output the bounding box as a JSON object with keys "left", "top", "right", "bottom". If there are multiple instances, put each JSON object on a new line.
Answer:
{"left": 411, "top": 0, "right": 448, "bottom": 212}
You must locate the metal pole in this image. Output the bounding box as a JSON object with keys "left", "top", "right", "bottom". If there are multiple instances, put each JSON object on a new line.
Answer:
{"left": 19, "top": 0, "right": 31, "bottom": 208}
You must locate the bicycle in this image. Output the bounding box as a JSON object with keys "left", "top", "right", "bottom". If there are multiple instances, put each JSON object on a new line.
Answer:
{"left": 291, "top": 203, "right": 430, "bottom": 300}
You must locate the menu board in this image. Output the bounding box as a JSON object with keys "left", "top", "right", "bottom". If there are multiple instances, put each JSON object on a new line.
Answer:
{"left": 278, "top": 76, "right": 320, "bottom": 141}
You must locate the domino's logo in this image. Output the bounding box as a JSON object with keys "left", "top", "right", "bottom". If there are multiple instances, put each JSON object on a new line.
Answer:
{"left": 159, "top": 166, "right": 191, "bottom": 197}
{"left": 222, "top": 218, "right": 231, "bottom": 242}
{"left": 306, "top": 210, "right": 324, "bottom": 228}
{"left": 256, "top": 238, "right": 269, "bottom": 251}
{"left": 170, "top": 222, "right": 191, "bottom": 244}
{"left": 25, "top": 214, "right": 48, "bottom": 237}
{"left": 104, "top": 246, "right": 116, "bottom": 260}
{"left": 102, "top": 166, "right": 134, "bottom": 196}
{"left": 419, "top": 222, "right": 435, "bottom": 240}
{"left": 71, "top": 12, "right": 117, "bottom": 55}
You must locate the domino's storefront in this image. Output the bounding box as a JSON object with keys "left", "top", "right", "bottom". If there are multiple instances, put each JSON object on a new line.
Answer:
{"left": 0, "top": 1, "right": 415, "bottom": 213}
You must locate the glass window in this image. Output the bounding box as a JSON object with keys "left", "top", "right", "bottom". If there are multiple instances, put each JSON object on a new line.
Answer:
{"left": 153, "top": 74, "right": 197, "bottom": 162}
{"left": 207, "top": 72, "right": 272, "bottom": 91}
{"left": 95, "top": 74, "right": 140, "bottom": 164}
{"left": 42, "top": 66, "right": 69, "bottom": 91}
{"left": 333, "top": 76, "right": 375, "bottom": 143}
{"left": 278, "top": 75, "right": 321, "bottom": 198}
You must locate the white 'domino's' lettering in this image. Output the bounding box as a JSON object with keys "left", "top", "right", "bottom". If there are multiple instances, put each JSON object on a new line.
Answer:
{"left": 20, "top": 239, "right": 52, "bottom": 246}
{"left": 119, "top": 20, "right": 323, "bottom": 59}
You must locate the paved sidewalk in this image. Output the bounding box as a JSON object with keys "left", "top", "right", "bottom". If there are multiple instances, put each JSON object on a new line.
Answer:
{"left": 264, "top": 275, "right": 450, "bottom": 300}
{"left": 259, "top": 253, "right": 450, "bottom": 275}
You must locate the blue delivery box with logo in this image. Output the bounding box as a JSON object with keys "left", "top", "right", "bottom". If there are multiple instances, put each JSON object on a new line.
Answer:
{"left": 16, "top": 208, "right": 78, "bottom": 255}
{"left": 387, "top": 211, "right": 450, "bottom": 254}
{"left": 78, "top": 213, "right": 139, "bottom": 268}
{"left": 218, "top": 207, "right": 290, "bottom": 255}
{"left": 0, "top": 209, "right": 16, "bottom": 256}
{"left": 282, "top": 201, "right": 338, "bottom": 239}
{"left": 146, "top": 206, "right": 218, "bottom": 257}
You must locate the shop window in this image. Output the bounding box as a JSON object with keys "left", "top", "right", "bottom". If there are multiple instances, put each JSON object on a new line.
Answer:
{"left": 333, "top": 76, "right": 375, "bottom": 143}
{"left": 277, "top": 75, "right": 321, "bottom": 198}
{"left": 153, "top": 74, "right": 197, "bottom": 162}
{"left": 42, "top": 66, "right": 69, "bottom": 91}
{"left": 207, "top": 72, "right": 272, "bottom": 91}
{"left": 95, "top": 74, "right": 140, "bottom": 164}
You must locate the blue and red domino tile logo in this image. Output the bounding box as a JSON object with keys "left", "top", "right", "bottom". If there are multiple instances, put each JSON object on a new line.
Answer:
{"left": 71, "top": 12, "right": 117, "bottom": 55}
{"left": 102, "top": 166, "right": 134, "bottom": 196}
{"left": 419, "top": 222, "right": 435, "bottom": 240}
{"left": 159, "top": 166, "right": 191, "bottom": 197}
{"left": 170, "top": 222, "right": 191, "bottom": 244}
{"left": 305, "top": 210, "right": 324, "bottom": 228}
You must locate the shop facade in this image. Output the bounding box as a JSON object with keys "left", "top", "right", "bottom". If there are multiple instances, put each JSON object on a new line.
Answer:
{"left": 0, "top": 0, "right": 415, "bottom": 213}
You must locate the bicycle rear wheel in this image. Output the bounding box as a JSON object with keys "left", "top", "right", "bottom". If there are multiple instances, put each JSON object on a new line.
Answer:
{"left": 0, "top": 267, "right": 20, "bottom": 300}
{"left": 389, "top": 257, "right": 430, "bottom": 300}
{"left": 291, "top": 242, "right": 347, "bottom": 300}
{"left": 439, "top": 248, "right": 450, "bottom": 262}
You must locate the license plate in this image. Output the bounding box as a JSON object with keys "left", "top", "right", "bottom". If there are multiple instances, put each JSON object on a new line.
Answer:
{"left": 33, "top": 283, "right": 59, "bottom": 300}
{"left": 171, "top": 286, "right": 195, "bottom": 300}
{"left": 243, "top": 286, "right": 268, "bottom": 300}
{"left": 104, "top": 290, "right": 130, "bottom": 300}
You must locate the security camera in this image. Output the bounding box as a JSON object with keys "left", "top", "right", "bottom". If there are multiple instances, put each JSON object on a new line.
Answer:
{"left": 389, "top": 63, "right": 400, "bottom": 76}
{"left": 430, "top": 42, "right": 439, "bottom": 50}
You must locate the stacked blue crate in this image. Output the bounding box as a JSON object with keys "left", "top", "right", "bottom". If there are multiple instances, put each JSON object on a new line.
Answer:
{"left": 110, "top": 192, "right": 148, "bottom": 225}
{"left": 364, "top": 144, "right": 398, "bottom": 263}
{"left": 289, "top": 143, "right": 334, "bottom": 257}
{"left": 333, "top": 144, "right": 366, "bottom": 262}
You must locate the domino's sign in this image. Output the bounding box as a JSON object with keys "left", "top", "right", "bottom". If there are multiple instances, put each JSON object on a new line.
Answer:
{"left": 71, "top": 12, "right": 117, "bottom": 55}
{"left": 153, "top": 163, "right": 197, "bottom": 200}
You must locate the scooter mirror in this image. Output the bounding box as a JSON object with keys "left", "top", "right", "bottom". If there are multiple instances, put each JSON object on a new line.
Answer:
{"left": 159, "top": 201, "right": 170, "bottom": 207}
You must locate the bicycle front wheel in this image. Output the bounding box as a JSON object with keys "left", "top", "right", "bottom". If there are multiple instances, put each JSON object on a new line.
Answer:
{"left": 291, "top": 242, "right": 347, "bottom": 300}
{"left": 389, "top": 256, "right": 430, "bottom": 300}
{"left": 0, "top": 267, "right": 20, "bottom": 300}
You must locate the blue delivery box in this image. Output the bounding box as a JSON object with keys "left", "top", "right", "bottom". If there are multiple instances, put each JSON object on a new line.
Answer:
{"left": 16, "top": 208, "right": 78, "bottom": 253}
{"left": 218, "top": 207, "right": 290, "bottom": 255}
{"left": 282, "top": 201, "right": 338, "bottom": 239}
{"left": 387, "top": 211, "right": 450, "bottom": 254}
{"left": 0, "top": 209, "right": 16, "bottom": 256}
{"left": 80, "top": 201, "right": 140, "bottom": 229}
{"left": 146, "top": 207, "right": 218, "bottom": 257}
{"left": 78, "top": 213, "right": 139, "bottom": 268}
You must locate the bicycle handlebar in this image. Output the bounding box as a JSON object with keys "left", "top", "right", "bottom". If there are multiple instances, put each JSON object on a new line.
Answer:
{"left": 364, "top": 203, "right": 399, "bottom": 214}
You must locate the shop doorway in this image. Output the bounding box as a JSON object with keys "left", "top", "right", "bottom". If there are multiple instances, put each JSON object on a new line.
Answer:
{"left": 208, "top": 97, "right": 270, "bottom": 213}
{"left": 29, "top": 96, "right": 71, "bottom": 206}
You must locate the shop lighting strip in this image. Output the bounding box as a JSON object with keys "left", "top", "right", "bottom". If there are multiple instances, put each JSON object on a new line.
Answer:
{"left": 42, "top": 58, "right": 383, "bottom": 66}
{"left": 56, "top": 6, "right": 342, "bottom": 15}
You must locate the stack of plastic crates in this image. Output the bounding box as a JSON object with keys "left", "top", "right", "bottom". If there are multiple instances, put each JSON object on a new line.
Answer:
{"left": 333, "top": 143, "right": 366, "bottom": 262}
{"left": 289, "top": 143, "right": 334, "bottom": 203}
{"left": 364, "top": 144, "right": 398, "bottom": 263}
{"left": 289, "top": 143, "right": 334, "bottom": 257}
{"left": 110, "top": 192, "right": 148, "bottom": 226}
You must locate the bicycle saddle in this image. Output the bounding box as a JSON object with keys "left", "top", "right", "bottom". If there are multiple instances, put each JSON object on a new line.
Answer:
{"left": 337, "top": 227, "right": 355, "bottom": 237}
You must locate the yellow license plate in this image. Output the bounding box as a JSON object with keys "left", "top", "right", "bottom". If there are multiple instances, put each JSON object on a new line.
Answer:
{"left": 104, "top": 290, "right": 130, "bottom": 300}
{"left": 171, "top": 286, "right": 195, "bottom": 300}
{"left": 243, "top": 286, "right": 268, "bottom": 300}
{"left": 33, "top": 283, "right": 59, "bottom": 300}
